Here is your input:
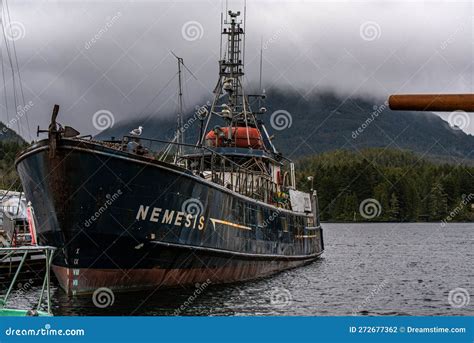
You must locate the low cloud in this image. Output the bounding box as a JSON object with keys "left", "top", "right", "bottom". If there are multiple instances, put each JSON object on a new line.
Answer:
{"left": 1, "top": 0, "right": 472, "bottom": 140}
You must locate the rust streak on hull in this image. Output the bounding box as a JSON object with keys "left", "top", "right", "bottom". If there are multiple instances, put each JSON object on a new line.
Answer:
{"left": 53, "top": 259, "right": 315, "bottom": 295}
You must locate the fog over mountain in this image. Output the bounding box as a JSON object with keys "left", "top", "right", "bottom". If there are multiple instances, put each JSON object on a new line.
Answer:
{"left": 1, "top": 0, "right": 473, "bottom": 141}
{"left": 98, "top": 89, "right": 474, "bottom": 162}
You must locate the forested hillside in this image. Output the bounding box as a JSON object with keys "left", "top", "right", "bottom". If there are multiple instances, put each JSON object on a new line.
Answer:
{"left": 0, "top": 123, "right": 26, "bottom": 190}
{"left": 297, "top": 149, "right": 474, "bottom": 222}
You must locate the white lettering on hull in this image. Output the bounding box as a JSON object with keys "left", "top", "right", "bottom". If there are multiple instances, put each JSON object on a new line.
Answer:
{"left": 136, "top": 205, "right": 205, "bottom": 230}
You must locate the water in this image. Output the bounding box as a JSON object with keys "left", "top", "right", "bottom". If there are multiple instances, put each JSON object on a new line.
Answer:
{"left": 4, "top": 223, "right": 473, "bottom": 316}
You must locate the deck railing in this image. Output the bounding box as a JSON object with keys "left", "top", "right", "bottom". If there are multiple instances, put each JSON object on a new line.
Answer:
{"left": 0, "top": 246, "right": 56, "bottom": 315}
{"left": 118, "top": 136, "right": 288, "bottom": 206}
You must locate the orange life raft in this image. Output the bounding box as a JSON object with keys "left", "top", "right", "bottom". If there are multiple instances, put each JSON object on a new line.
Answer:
{"left": 205, "top": 127, "right": 263, "bottom": 149}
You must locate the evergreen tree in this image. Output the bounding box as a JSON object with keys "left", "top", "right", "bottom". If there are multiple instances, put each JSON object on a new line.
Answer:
{"left": 297, "top": 148, "right": 474, "bottom": 222}
{"left": 388, "top": 193, "right": 400, "bottom": 221}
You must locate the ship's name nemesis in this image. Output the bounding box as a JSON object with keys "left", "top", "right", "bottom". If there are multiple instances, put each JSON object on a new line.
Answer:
{"left": 136, "top": 205, "right": 205, "bottom": 230}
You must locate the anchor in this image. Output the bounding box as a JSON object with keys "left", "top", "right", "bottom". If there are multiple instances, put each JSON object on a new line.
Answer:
{"left": 36, "top": 104, "right": 80, "bottom": 158}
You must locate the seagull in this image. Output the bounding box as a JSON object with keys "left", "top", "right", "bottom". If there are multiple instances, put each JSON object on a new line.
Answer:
{"left": 130, "top": 126, "right": 143, "bottom": 136}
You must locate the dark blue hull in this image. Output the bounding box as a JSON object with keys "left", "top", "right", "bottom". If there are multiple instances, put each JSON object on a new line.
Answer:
{"left": 15, "top": 139, "right": 323, "bottom": 294}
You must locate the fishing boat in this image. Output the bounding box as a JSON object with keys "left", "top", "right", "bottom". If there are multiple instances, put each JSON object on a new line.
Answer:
{"left": 0, "top": 246, "right": 55, "bottom": 316}
{"left": 15, "top": 10, "right": 324, "bottom": 295}
{"left": 0, "top": 192, "right": 44, "bottom": 275}
{"left": 1, "top": 192, "right": 36, "bottom": 246}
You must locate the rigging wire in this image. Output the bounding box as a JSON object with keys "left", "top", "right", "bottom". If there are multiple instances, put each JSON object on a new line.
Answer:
{"left": 0, "top": 1, "right": 20, "bottom": 137}
{"left": 134, "top": 52, "right": 200, "bottom": 147}
{"left": 169, "top": 51, "right": 198, "bottom": 136}
{"left": 170, "top": 51, "right": 198, "bottom": 81}
{"left": 170, "top": 53, "right": 200, "bottom": 160}
{"left": 4, "top": 0, "right": 30, "bottom": 141}
{"left": 0, "top": 29, "right": 10, "bottom": 126}
{"left": 127, "top": 71, "right": 178, "bottom": 163}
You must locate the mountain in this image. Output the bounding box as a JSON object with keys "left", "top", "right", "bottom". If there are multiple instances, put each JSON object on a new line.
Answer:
{"left": 0, "top": 123, "right": 26, "bottom": 190}
{"left": 97, "top": 89, "right": 474, "bottom": 162}
{"left": 0, "top": 122, "right": 25, "bottom": 144}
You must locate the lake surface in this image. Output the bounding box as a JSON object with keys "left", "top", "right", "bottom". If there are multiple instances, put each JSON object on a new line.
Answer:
{"left": 3, "top": 223, "right": 473, "bottom": 316}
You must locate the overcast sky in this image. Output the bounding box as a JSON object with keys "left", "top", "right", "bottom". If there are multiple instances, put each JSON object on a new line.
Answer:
{"left": 1, "top": 0, "right": 473, "bottom": 140}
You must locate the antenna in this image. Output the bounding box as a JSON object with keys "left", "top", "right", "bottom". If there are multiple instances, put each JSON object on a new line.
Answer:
{"left": 170, "top": 51, "right": 198, "bottom": 162}
{"left": 171, "top": 51, "right": 198, "bottom": 81}
{"left": 259, "top": 37, "right": 263, "bottom": 108}
{"left": 220, "top": 11, "right": 223, "bottom": 59}
{"left": 259, "top": 37, "right": 263, "bottom": 92}
{"left": 176, "top": 55, "right": 184, "bottom": 159}
{"left": 243, "top": 0, "right": 247, "bottom": 65}
{"left": 225, "top": 0, "right": 228, "bottom": 21}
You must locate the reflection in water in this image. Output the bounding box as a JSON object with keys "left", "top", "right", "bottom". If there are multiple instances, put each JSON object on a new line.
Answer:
{"left": 3, "top": 223, "right": 473, "bottom": 316}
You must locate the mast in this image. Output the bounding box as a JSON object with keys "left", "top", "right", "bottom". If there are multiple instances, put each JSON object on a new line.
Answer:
{"left": 159, "top": 52, "right": 195, "bottom": 164}
{"left": 223, "top": 10, "right": 244, "bottom": 113}
{"left": 177, "top": 56, "right": 184, "bottom": 156}
{"left": 170, "top": 52, "right": 185, "bottom": 160}
{"left": 199, "top": 10, "right": 248, "bottom": 145}
{"left": 258, "top": 37, "right": 263, "bottom": 109}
